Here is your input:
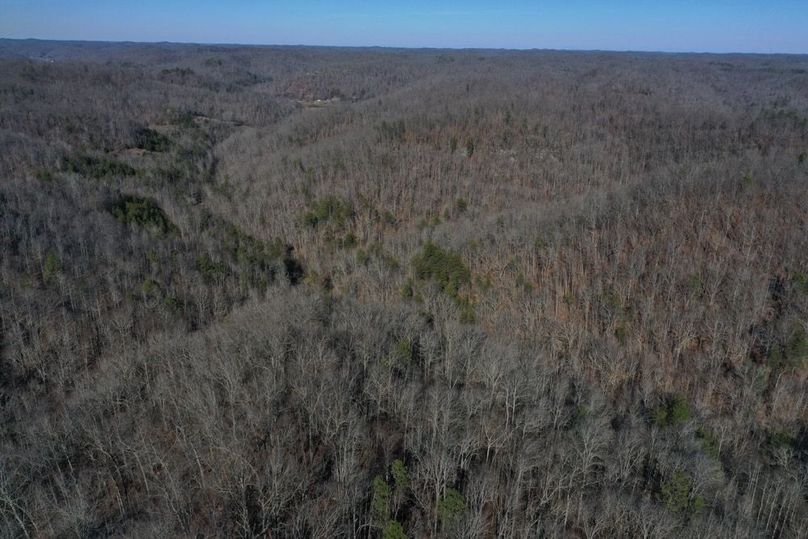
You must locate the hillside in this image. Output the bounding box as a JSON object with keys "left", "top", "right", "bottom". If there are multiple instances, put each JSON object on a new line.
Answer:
{"left": 0, "top": 40, "right": 807, "bottom": 537}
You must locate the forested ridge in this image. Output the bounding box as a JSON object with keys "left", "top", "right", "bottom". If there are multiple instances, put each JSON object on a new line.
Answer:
{"left": 0, "top": 40, "right": 807, "bottom": 537}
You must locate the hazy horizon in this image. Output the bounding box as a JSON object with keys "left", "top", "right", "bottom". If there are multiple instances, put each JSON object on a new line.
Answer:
{"left": 1, "top": 0, "right": 807, "bottom": 55}
{"left": 4, "top": 36, "right": 808, "bottom": 57}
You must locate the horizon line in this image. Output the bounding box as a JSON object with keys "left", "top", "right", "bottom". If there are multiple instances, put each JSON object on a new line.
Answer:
{"left": 2, "top": 36, "right": 807, "bottom": 57}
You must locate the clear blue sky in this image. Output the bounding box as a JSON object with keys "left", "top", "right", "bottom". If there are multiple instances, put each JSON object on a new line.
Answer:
{"left": 1, "top": 0, "right": 807, "bottom": 53}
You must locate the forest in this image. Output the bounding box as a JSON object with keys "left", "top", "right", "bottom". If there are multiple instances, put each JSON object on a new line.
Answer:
{"left": 0, "top": 39, "right": 807, "bottom": 537}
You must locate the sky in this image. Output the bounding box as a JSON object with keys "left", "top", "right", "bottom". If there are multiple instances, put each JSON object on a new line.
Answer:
{"left": 1, "top": 0, "right": 807, "bottom": 54}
